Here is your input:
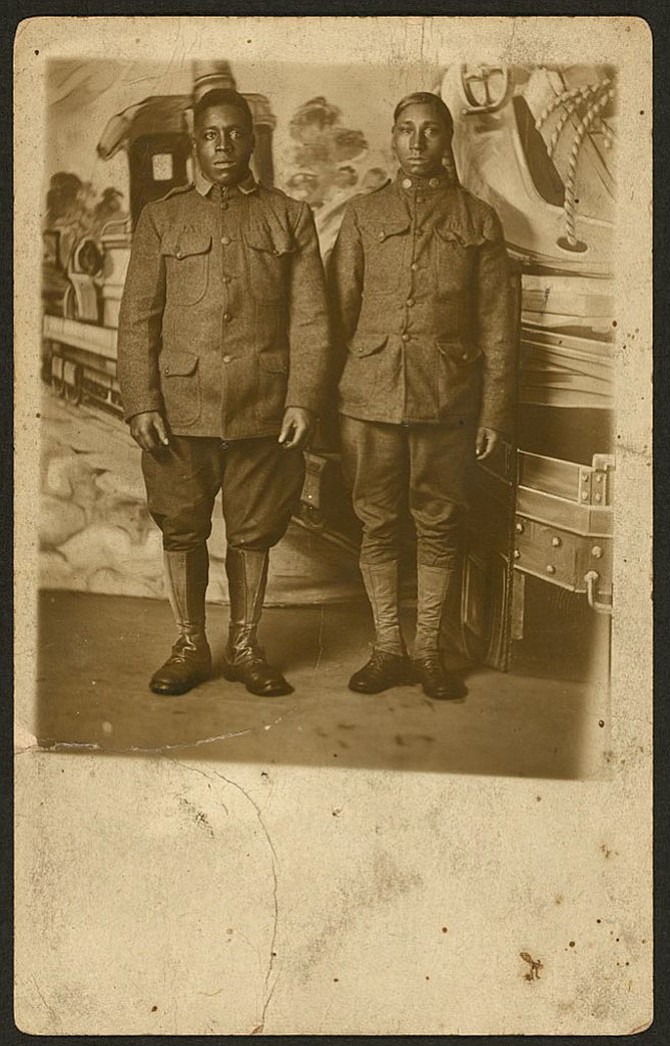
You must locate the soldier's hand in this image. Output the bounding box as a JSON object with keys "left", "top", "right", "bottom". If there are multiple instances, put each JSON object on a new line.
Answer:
{"left": 130, "top": 411, "right": 170, "bottom": 452}
{"left": 278, "top": 407, "right": 316, "bottom": 451}
{"left": 475, "top": 426, "right": 499, "bottom": 461}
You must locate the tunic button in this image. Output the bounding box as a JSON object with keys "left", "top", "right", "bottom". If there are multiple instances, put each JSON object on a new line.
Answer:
{"left": 223, "top": 355, "right": 232, "bottom": 364}
{"left": 411, "top": 262, "right": 418, "bottom": 271}
{"left": 223, "top": 312, "right": 233, "bottom": 322}
{"left": 401, "top": 333, "right": 410, "bottom": 342}
{"left": 462, "top": 353, "right": 469, "bottom": 360}
{"left": 175, "top": 250, "right": 183, "bottom": 259}
{"left": 222, "top": 274, "right": 231, "bottom": 284}
{"left": 221, "top": 235, "right": 231, "bottom": 246}
{"left": 378, "top": 231, "right": 386, "bottom": 241}
{"left": 402, "top": 177, "right": 412, "bottom": 189}
{"left": 406, "top": 298, "right": 415, "bottom": 308}
{"left": 429, "top": 177, "right": 440, "bottom": 188}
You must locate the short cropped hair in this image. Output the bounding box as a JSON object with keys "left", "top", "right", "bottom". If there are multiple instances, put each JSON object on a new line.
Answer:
{"left": 193, "top": 89, "right": 253, "bottom": 129}
{"left": 393, "top": 92, "right": 454, "bottom": 137}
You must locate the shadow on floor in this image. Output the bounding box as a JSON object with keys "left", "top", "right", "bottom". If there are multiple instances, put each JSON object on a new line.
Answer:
{"left": 35, "top": 589, "right": 610, "bottom": 780}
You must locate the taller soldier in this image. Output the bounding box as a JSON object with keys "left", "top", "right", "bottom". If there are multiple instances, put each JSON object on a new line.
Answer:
{"left": 118, "top": 88, "right": 331, "bottom": 697}
{"left": 329, "top": 92, "right": 516, "bottom": 700}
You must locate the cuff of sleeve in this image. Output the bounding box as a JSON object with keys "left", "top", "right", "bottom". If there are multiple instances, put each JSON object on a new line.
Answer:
{"left": 123, "top": 393, "right": 164, "bottom": 424}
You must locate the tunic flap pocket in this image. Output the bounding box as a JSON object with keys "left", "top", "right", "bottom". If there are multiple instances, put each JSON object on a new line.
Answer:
{"left": 257, "top": 352, "right": 289, "bottom": 374}
{"left": 161, "top": 350, "right": 199, "bottom": 377}
{"left": 359, "top": 217, "right": 410, "bottom": 241}
{"left": 348, "top": 333, "right": 389, "bottom": 358}
{"left": 437, "top": 339, "right": 481, "bottom": 364}
{"left": 435, "top": 222, "right": 486, "bottom": 248}
{"left": 161, "top": 230, "right": 212, "bottom": 258}
{"left": 245, "top": 223, "right": 296, "bottom": 256}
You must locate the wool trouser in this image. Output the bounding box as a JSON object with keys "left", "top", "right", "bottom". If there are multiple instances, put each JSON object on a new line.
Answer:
{"left": 339, "top": 415, "right": 475, "bottom": 568}
{"left": 141, "top": 434, "right": 305, "bottom": 552}
{"left": 340, "top": 415, "right": 475, "bottom": 656}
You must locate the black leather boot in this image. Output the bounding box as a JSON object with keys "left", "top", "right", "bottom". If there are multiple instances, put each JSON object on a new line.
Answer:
{"left": 221, "top": 548, "right": 293, "bottom": 697}
{"left": 413, "top": 654, "right": 467, "bottom": 700}
{"left": 348, "top": 649, "right": 416, "bottom": 694}
{"left": 150, "top": 547, "right": 212, "bottom": 695}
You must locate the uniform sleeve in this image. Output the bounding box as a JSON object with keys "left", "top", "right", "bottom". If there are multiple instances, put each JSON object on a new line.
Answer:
{"left": 476, "top": 208, "right": 518, "bottom": 437}
{"left": 285, "top": 201, "right": 333, "bottom": 416}
{"left": 117, "top": 204, "right": 166, "bottom": 422}
{"left": 327, "top": 202, "right": 364, "bottom": 370}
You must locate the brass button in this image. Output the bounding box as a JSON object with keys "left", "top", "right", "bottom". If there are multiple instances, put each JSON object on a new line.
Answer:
{"left": 222, "top": 275, "right": 231, "bottom": 284}
{"left": 163, "top": 365, "right": 170, "bottom": 374}
{"left": 429, "top": 177, "right": 440, "bottom": 188}
{"left": 515, "top": 522, "right": 524, "bottom": 533}
{"left": 513, "top": 549, "right": 521, "bottom": 559}
{"left": 378, "top": 231, "right": 386, "bottom": 241}
{"left": 221, "top": 235, "right": 231, "bottom": 246}
{"left": 410, "top": 262, "right": 418, "bottom": 271}
{"left": 416, "top": 196, "right": 423, "bottom": 204}
{"left": 401, "top": 333, "right": 410, "bottom": 343}
{"left": 406, "top": 298, "right": 415, "bottom": 308}
{"left": 223, "top": 355, "right": 232, "bottom": 364}
{"left": 461, "top": 352, "right": 469, "bottom": 360}
{"left": 546, "top": 564, "right": 556, "bottom": 575}
{"left": 551, "top": 536, "right": 562, "bottom": 547}
{"left": 402, "top": 177, "right": 412, "bottom": 189}
{"left": 592, "top": 545, "right": 603, "bottom": 559}
{"left": 175, "top": 250, "right": 183, "bottom": 259}
{"left": 223, "top": 312, "right": 233, "bottom": 323}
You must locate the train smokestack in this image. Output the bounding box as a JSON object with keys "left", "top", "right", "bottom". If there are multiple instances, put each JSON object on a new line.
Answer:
{"left": 192, "top": 61, "right": 237, "bottom": 103}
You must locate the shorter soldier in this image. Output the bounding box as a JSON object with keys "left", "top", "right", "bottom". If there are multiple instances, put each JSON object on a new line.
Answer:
{"left": 329, "top": 92, "right": 516, "bottom": 699}
{"left": 118, "top": 89, "right": 331, "bottom": 698}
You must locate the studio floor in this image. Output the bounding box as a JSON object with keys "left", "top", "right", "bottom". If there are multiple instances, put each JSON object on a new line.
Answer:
{"left": 34, "top": 582, "right": 611, "bottom": 780}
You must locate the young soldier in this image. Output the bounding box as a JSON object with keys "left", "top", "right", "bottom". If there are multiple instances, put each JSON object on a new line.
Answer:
{"left": 329, "top": 92, "right": 516, "bottom": 700}
{"left": 118, "top": 89, "right": 331, "bottom": 697}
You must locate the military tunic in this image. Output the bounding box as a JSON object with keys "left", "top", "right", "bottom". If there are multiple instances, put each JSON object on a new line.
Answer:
{"left": 118, "top": 172, "right": 331, "bottom": 439}
{"left": 330, "top": 170, "right": 516, "bottom": 435}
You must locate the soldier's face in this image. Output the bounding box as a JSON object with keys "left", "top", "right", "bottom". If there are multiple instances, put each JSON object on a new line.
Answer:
{"left": 392, "top": 103, "right": 451, "bottom": 178}
{"left": 193, "top": 104, "right": 255, "bottom": 187}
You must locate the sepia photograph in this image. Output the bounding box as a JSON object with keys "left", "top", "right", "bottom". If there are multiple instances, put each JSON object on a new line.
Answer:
{"left": 14, "top": 16, "right": 652, "bottom": 1036}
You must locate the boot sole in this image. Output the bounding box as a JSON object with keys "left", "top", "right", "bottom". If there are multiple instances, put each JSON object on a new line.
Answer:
{"left": 419, "top": 679, "right": 468, "bottom": 700}
{"left": 221, "top": 660, "right": 293, "bottom": 697}
{"left": 149, "top": 670, "right": 210, "bottom": 696}
{"left": 348, "top": 668, "right": 418, "bottom": 694}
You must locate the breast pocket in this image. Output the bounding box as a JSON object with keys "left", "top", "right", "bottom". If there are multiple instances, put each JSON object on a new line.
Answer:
{"left": 160, "top": 230, "right": 212, "bottom": 306}
{"left": 244, "top": 223, "right": 296, "bottom": 301}
{"left": 434, "top": 223, "right": 482, "bottom": 297}
{"left": 358, "top": 218, "right": 410, "bottom": 297}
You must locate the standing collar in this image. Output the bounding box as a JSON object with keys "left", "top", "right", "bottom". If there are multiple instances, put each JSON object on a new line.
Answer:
{"left": 394, "top": 167, "right": 453, "bottom": 193}
{"left": 195, "top": 168, "right": 258, "bottom": 197}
